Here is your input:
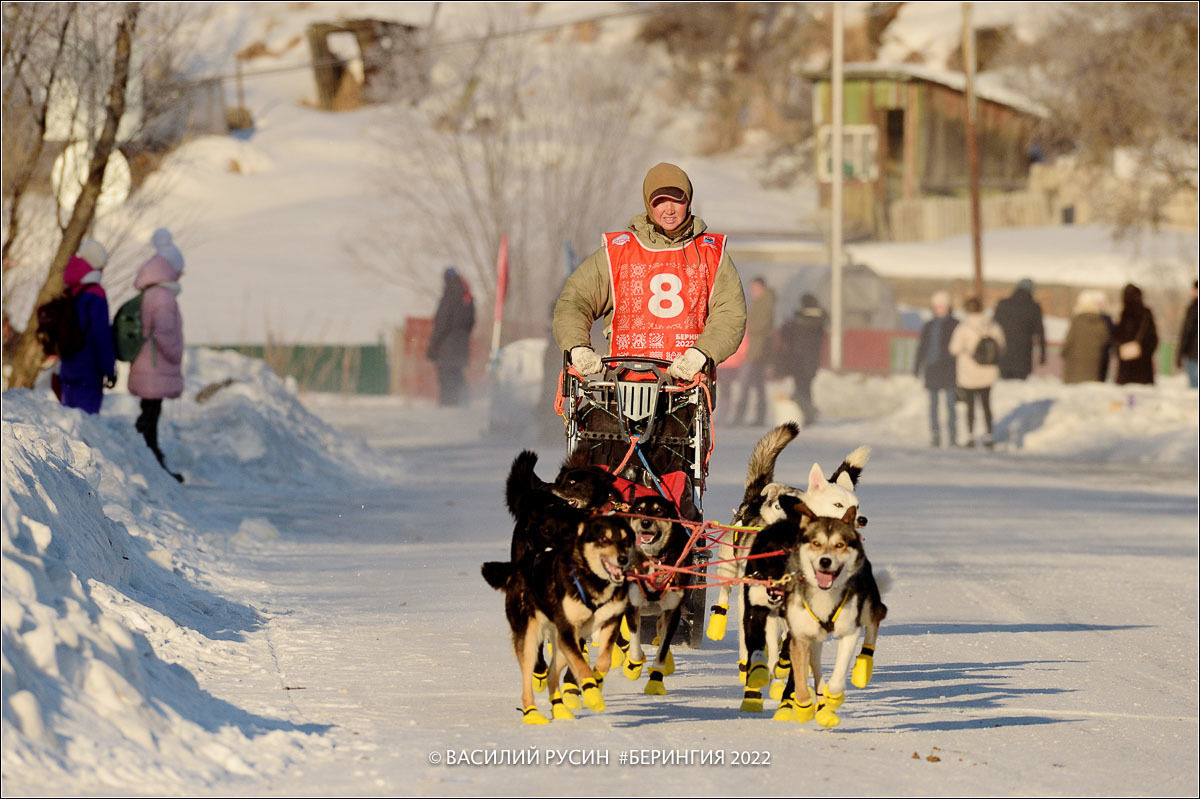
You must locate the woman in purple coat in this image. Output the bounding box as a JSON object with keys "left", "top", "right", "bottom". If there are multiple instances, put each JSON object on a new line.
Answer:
{"left": 129, "top": 229, "right": 185, "bottom": 481}
{"left": 58, "top": 239, "right": 116, "bottom": 414}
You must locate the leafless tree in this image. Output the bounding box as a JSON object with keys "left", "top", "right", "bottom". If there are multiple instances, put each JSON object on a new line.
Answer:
{"left": 354, "top": 6, "right": 657, "bottom": 343}
{"left": 5, "top": 2, "right": 140, "bottom": 389}
{"left": 1006, "top": 2, "right": 1198, "bottom": 240}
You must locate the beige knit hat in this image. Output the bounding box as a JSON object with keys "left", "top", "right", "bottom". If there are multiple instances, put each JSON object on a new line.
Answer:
{"left": 77, "top": 238, "right": 108, "bottom": 270}
{"left": 642, "top": 162, "right": 693, "bottom": 217}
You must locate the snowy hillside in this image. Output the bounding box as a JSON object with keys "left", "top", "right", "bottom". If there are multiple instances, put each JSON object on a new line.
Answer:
{"left": 5, "top": 1, "right": 1194, "bottom": 349}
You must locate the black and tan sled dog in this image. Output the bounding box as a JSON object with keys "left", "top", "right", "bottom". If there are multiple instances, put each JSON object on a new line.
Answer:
{"left": 482, "top": 451, "right": 633, "bottom": 724}
{"left": 611, "top": 493, "right": 691, "bottom": 695}
{"left": 750, "top": 493, "right": 888, "bottom": 727}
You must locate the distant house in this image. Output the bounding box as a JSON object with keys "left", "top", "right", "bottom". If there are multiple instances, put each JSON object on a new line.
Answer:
{"left": 808, "top": 63, "right": 1047, "bottom": 241}
{"left": 307, "top": 19, "right": 428, "bottom": 110}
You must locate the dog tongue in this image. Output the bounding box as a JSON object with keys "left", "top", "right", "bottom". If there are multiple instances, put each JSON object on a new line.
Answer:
{"left": 816, "top": 571, "right": 835, "bottom": 589}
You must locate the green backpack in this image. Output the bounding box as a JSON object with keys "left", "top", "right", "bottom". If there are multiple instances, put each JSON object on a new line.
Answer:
{"left": 112, "top": 292, "right": 145, "bottom": 362}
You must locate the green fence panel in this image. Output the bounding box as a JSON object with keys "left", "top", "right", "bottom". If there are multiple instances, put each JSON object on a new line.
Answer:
{"left": 210, "top": 344, "right": 390, "bottom": 395}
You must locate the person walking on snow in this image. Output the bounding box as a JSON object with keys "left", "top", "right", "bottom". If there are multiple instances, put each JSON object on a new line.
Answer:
{"left": 776, "top": 293, "right": 826, "bottom": 426}
{"left": 128, "top": 228, "right": 186, "bottom": 482}
{"left": 913, "top": 290, "right": 959, "bottom": 447}
{"left": 949, "top": 296, "right": 1006, "bottom": 449}
{"left": 58, "top": 238, "right": 116, "bottom": 414}
{"left": 1060, "top": 290, "right": 1113, "bottom": 384}
{"left": 993, "top": 278, "right": 1045, "bottom": 380}
{"left": 1112, "top": 282, "right": 1158, "bottom": 386}
{"left": 1175, "top": 279, "right": 1197, "bottom": 388}
{"left": 427, "top": 266, "right": 475, "bottom": 407}
{"left": 731, "top": 276, "right": 775, "bottom": 426}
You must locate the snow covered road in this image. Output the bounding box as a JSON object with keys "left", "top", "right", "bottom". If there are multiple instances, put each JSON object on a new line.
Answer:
{"left": 226, "top": 399, "right": 1198, "bottom": 797}
{"left": 3, "top": 367, "right": 1196, "bottom": 796}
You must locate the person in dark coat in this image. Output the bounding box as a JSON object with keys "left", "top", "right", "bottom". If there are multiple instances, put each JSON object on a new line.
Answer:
{"left": 732, "top": 277, "right": 776, "bottom": 426}
{"left": 993, "top": 278, "right": 1046, "bottom": 380}
{"left": 913, "top": 290, "right": 959, "bottom": 447}
{"left": 1113, "top": 283, "right": 1158, "bottom": 385}
{"left": 427, "top": 267, "right": 475, "bottom": 406}
{"left": 776, "top": 293, "right": 826, "bottom": 426}
{"left": 1176, "top": 279, "right": 1198, "bottom": 388}
{"left": 58, "top": 239, "right": 116, "bottom": 414}
{"left": 1060, "top": 290, "right": 1113, "bottom": 384}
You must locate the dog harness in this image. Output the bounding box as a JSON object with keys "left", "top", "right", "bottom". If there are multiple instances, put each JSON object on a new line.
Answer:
{"left": 804, "top": 591, "right": 851, "bottom": 634}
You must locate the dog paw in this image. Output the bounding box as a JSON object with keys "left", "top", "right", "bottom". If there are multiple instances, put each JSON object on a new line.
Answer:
{"left": 561, "top": 682, "right": 582, "bottom": 710}
{"left": 822, "top": 686, "right": 845, "bottom": 710}
{"left": 522, "top": 705, "right": 550, "bottom": 725}
{"left": 580, "top": 679, "right": 605, "bottom": 712}
{"left": 793, "top": 701, "right": 815, "bottom": 724}
{"left": 851, "top": 653, "right": 874, "bottom": 688}
{"left": 739, "top": 689, "right": 764, "bottom": 713}
{"left": 706, "top": 605, "right": 728, "bottom": 640}
{"left": 550, "top": 693, "right": 574, "bottom": 720}
{"left": 772, "top": 699, "right": 795, "bottom": 722}
{"left": 532, "top": 668, "right": 548, "bottom": 693}
{"left": 773, "top": 658, "right": 792, "bottom": 681}
{"left": 622, "top": 657, "right": 645, "bottom": 680}
{"left": 644, "top": 671, "right": 667, "bottom": 696}
{"left": 815, "top": 703, "right": 840, "bottom": 728}
{"left": 745, "top": 660, "right": 770, "bottom": 690}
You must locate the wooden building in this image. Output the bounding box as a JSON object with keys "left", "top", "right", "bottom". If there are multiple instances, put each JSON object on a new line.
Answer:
{"left": 809, "top": 63, "right": 1046, "bottom": 241}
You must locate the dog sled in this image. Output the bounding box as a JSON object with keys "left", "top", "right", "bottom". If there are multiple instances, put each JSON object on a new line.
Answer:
{"left": 558, "top": 355, "right": 715, "bottom": 648}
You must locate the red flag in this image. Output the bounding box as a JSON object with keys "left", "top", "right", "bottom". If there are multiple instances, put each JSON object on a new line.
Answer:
{"left": 490, "top": 234, "right": 509, "bottom": 358}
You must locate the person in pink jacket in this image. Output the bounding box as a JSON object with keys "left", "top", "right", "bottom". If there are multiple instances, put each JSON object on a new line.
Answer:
{"left": 129, "top": 228, "right": 185, "bottom": 482}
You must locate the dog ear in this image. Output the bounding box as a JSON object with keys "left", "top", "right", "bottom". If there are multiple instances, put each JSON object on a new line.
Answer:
{"left": 778, "top": 493, "right": 814, "bottom": 521}
{"left": 841, "top": 505, "right": 858, "bottom": 525}
{"left": 836, "top": 471, "right": 855, "bottom": 491}
{"left": 807, "top": 462, "right": 826, "bottom": 493}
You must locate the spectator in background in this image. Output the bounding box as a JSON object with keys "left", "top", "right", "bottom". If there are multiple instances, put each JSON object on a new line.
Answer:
{"left": 776, "top": 293, "right": 826, "bottom": 426}
{"left": 1112, "top": 282, "right": 1158, "bottom": 386}
{"left": 732, "top": 276, "right": 775, "bottom": 426}
{"left": 1060, "top": 290, "right": 1113, "bottom": 384}
{"left": 57, "top": 238, "right": 117, "bottom": 414}
{"left": 427, "top": 266, "right": 475, "bottom": 407}
{"left": 949, "top": 296, "right": 1006, "bottom": 450}
{"left": 129, "top": 228, "right": 186, "bottom": 482}
{"left": 993, "top": 278, "right": 1046, "bottom": 380}
{"left": 913, "top": 290, "right": 959, "bottom": 448}
{"left": 1176, "top": 279, "right": 1198, "bottom": 388}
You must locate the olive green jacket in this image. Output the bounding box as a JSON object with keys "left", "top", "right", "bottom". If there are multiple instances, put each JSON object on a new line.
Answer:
{"left": 553, "top": 213, "right": 747, "bottom": 367}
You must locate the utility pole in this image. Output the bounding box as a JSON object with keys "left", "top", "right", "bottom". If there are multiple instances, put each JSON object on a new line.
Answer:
{"left": 963, "top": 2, "right": 983, "bottom": 299}
{"left": 830, "top": 1, "right": 844, "bottom": 371}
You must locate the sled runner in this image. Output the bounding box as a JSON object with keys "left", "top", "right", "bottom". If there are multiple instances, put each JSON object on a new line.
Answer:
{"left": 558, "top": 355, "right": 715, "bottom": 648}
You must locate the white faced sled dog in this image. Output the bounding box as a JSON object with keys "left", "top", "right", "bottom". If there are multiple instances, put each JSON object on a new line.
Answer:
{"left": 705, "top": 422, "right": 870, "bottom": 712}
{"left": 763, "top": 493, "right": 890, "bottom": 727}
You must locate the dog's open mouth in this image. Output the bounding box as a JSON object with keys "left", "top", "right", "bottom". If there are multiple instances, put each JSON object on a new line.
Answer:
{"left": 601, "top": 558, "right": 626, "bottom": 584}
{"left": 814, "top": 567, "right": 841, "bottom": 589}
{"left": 637, "top": 529, "right": 662, "bottom": 548}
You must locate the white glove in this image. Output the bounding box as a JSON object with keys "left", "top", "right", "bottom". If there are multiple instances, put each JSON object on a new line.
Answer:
{"left": 667, "top": 347, "right": 707, "bottom": 381}
{"left": 570, "top": 346, "right": 603, "bottom": 376}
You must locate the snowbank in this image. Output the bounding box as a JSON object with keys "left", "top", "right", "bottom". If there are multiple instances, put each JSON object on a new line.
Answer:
{"left": 1, "top": 349, "right": 399, "bottom": 791}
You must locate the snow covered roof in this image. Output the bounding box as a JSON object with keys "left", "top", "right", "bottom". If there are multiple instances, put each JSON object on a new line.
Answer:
{"left": 807, "top": 61, "right": 1049, "bottom": 118}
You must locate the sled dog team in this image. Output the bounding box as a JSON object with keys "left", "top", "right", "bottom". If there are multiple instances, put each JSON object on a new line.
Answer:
{"left": 481, "top": 423, "right": 889, "bottom": 726}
